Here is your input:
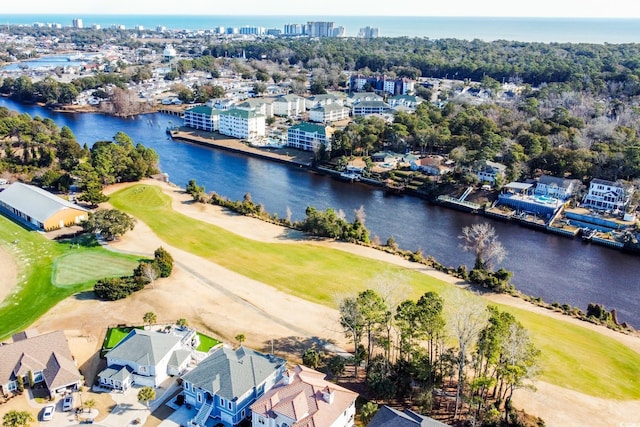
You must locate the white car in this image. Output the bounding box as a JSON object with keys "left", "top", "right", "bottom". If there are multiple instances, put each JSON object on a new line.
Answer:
{"left": 42, "top": 404, "right": 55, "bottom": 421}
{"left": 62, "top": 395, "right": 74, "bottom": 412}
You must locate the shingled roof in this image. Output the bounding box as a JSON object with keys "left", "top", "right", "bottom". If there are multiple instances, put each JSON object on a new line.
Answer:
{"left": 105, "top": 329, "right": 182, "bottom": 367}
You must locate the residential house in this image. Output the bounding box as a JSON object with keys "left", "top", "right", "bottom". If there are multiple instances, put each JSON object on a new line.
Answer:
{"left": 0, "top": 330, "right": 82, "bottom": 398}
{"left": 305, "top": 93, "right": 345, "bottom": 110}
{"left": 287, "top": 122, "right": 334, "bottom": 152}
{"left": 412, "top": 156, "right": 453, "bottom": 176}
{"left": 0, "top": 182, "right": 88, "bottom": 231}
{"left": 582, "top": 178, "right": 633, "bottom": 212}
{"left": 475, "top": 160, "right": 506, "bottom": 186}
{"left": 273, "top": 94, "right": 306, "bottom": 117}
{"left": 352, "top": 100, "right": 390, "bottom": 117}
{"left": 98, "top": 329, "right": 193, "bottom": 390}
{"left": 250, "top": 365, "right": 358, "bottom": 427}
{"left": 366, "top": 405, "right": 449, "bottom": 427}
{"left": 534, "top": 175, "right": 580, "bottom": 200}
{"left": 183, "top": 106, "right": 220, "bottom": 132}
{"left": 219, "top": 108, "right": 266, "bottom": 141}
{"left": 182, "top": 346, "right": 286, "bottom": 427}
{"left": 309, "top": 104, "right": 350, "bottom": 123}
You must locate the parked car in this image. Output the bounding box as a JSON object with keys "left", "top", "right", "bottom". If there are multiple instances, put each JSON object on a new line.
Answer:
{"left": 62, "top": 395, "right": 74, "bottom": 412}
{"left": 42, "top": 404, "right": 55, "bottom": 421}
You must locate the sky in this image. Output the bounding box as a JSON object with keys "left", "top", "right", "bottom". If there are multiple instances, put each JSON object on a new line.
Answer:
{"left": 3, "top": 0, "right": 640, "bottom": 18}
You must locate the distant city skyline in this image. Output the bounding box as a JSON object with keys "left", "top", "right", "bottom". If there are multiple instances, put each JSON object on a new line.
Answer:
{"left": 3, "top": 0, "right": 640, "bottom": 19}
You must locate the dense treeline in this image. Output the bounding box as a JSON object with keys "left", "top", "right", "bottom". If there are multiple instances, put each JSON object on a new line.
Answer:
{"left": 0, "top": 107, "right": 159, "bottom": 202}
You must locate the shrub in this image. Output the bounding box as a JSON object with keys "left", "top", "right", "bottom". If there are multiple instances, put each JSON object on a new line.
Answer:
{"left": 154, "top": 247, "right": 174, "bottom": 278}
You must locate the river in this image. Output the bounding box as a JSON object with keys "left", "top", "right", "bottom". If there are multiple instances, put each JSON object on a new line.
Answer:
{"left": 2, "top": 98, "right": 639, "bottom": 327}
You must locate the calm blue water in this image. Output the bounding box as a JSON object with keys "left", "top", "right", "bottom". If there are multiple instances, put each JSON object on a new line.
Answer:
{"left": 1, "top": 97, "right": 640, "bottom": 327}
{"left": 3, "top": 14, "right": 640, "bottom": 43}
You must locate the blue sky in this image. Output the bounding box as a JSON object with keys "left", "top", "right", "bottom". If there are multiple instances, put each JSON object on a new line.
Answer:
{"left": 3, "top": 0, "right": 640, "bottom": 18}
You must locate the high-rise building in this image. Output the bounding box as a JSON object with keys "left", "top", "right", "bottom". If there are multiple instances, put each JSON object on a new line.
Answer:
{"left": 358, "top": 26, "right": 380, "bottom": 38}
{"left": 72, "top": 18, "right": 83, "bottom": 29}
{"left": 284, "top": 23, "right": 303, "bottom": 36}
{"left": 306, "top": 21, "right": 334, "bottom": 37}
{"left": 92, "top": 24, "right": 101, "bottom": 30}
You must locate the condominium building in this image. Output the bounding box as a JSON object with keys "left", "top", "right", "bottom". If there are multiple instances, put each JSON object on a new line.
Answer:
{"left": 307, "top": 21, "right": 334, "bottom": 37}
{"left": 309, "top": 104, "right": 350, "bottom": 123}
{"left": 183, "top": 106, "right": 220, "bottom": 132}
{"left": 287, "top": 122, "right": 334, "bottom": 152}
{"left": 219, "top": 108, "right": 266, "bottom": 141}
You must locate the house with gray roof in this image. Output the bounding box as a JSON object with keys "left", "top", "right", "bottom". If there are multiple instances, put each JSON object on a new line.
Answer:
{"left": 98, "top": 329, "right": 194, "bottom": 390}
{"left": 534, "top": 174, "right": 580, "bottom": 200}
{"left": 0, "top": 330, "right": 82, "bottom": 398}
{"left": 273, "top": 94, "right": 305, "bottom": 117}
{"left": 182, "top": 345, "right": 286, "bottom": 427}
{"left": 309, "top": 103, "right": 350, "bottom": 123}
{"left": 0, "top": 182, "right": 88, "bottom": 231}
{"left": 352, "top": 100, "right": 390, "bottom": 117}
{"left": 367, "top": 405, "right": 449, "bottom": 427}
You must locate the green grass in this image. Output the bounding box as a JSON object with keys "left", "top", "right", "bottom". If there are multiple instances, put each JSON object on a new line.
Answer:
{"left": 102, "top": 326, "right": 137, "bottom": 350}
{"left": 0, "top": 215, "right": 144, "bottom": 340}
{"left": 109, "top": 184, "right": 640, "bottom": 400}
{"left": 196, "top": 332, "right": 221, "bottom": 352}
{"left": 53, "top": 250, "right": 141, "bottom": 287}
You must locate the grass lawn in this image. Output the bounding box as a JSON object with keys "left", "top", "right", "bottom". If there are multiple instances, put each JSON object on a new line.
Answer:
{"left": 0, "top": 215, "right": 144, "bottom": 341}
{"left": 109, "top": 184, "right": 640, "bottom": 400}
{"left": 53, "top": 251, "right": 140, "bottom": 287}
{"left": 196, "top": 332, "right": 221, "bottom": 352}
{"left": 102, "top": 326, "right": 137, "bottom": 350}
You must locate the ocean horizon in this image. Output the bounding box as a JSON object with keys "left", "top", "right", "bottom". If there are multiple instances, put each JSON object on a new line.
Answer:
{"left": 2, "top": 14, "right": 640, "bottom": 44}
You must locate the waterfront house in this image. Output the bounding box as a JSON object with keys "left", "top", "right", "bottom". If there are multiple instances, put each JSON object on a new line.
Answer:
{"left": 474, "top": 160, "right": 506, "bottom": 186}
{"left": 182, "top": 346, "right": 286, "bottom": 427}
{"left": 581, "top": 178, "right": 633, "bottom": 213}
{"left": 412, "top": 156, "right": 453, "bottom": 176}
{"left": 0, "top": 330, "right": 82, "bottom": 399}
{"left": 250, "top": 365, "right": 358, "bottom": 427}
{"left": 219, "top": 108, "right": 266, "bottom": 141}
{"left": 99, "top": 329, "right": 194, "bottom": 390}
{"left": 287, "top": 122, "right": 334, "bottom": 152}
{"left": 309, "top": 103, "right": 350, "bottom": 123}
{"left": 0, "top": 182, "right": 88, "bottom": 231}
{"left": 366, "top": 405, "right": 449, "bottom": 427}
{"left": 183, "top": 106, "right": 221, "bottom": 132}
{"left": 352, "top": 100, "right": 390, "bottom": 117}
{"left": 534, "top": 174, "right": 580, "bottom": 200}
{"left": 273, "top": 94, "right": 305, "bottom": 117}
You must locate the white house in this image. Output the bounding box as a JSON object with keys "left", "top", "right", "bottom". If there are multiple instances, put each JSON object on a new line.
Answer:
{"left": 475, "top": 160, "right": 506, "bottom": 185}
{"left": 182, "top": 346, "right": 286, "bottom": 427}
{"left": 250, "top": 365, "right": 358, "bottom": 427}
{"left": 273, "top": 94, "right": 306, "bottom": 117}
{"left": 534, "top": 175, "right": 580, "bottom": 200}
{"left": 218, "top": 108, "right": 266, "bottom": 141}
{"left": 287, "top": 122, "right": 334, "bottom": 152}
{"left": 98, "top": 329, "right": 193, "bottom": 390}
{"left": 309, "top": 104, "right": 350, "bottom": 123}
{"left": 582, "top": 178, "right": 633, "bottom": 212}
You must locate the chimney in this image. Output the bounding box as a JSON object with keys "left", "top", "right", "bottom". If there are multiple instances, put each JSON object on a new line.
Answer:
{"left": 321, "top": 387, "right": 334, "bottom": 404}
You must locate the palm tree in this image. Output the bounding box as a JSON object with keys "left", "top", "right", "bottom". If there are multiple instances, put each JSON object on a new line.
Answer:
{"left": 143, "top": 311, "right": 157, "bottom": 326}
{"left": 137, "top": 386, "right": 156, "bottom": 408}
{"left": 235, "top": 333, "right": 246, "bottom": 347}
{"left": 360, "top": 402, "right": 378, "bottom": 425}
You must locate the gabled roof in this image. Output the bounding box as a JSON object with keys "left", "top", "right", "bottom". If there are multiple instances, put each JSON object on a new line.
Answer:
{"left": 169, "top": 349, "right": 192, "bottom": 369}
{"left": 182, "top": 346, "right": 285, "bottom": 401}
{"left": 105, "top": 329, "right": 181, "bottom": 367}
{"left": 251, "top": 365, "right": 358, "bottom": 427}
{"left": 220, "top": 108, "right": 264, "bottom": 119}
{"left": 538, "top": 174, "right": 577, "bottom": 189}
{"left": 312, "top": 104, "right": 349, "bottom": 113}
{"left": 0, "top": 330, "right": 81, "bottom": 390}
{"left": 275, "top": 94, "right": 304, "bottom": 103}
{"left": 590, "top": 178, "right": 625, "bottom": 189}
{"left": 367, "top": 405, "right": 450, "bottom": 427}
{"left": 289, "top": 122, "right": 328, "bottom": 136}
{"left": 353, "top": 101, "right": 389, "bottom": 108}
{"left": 185, "top": 106, "right": 214, "bottom": 115}
{"left": 98, "top": 365, "right": 133, "bottom": 382}
{"left": 0, "top": 182, "right": 87, "bottom": 224}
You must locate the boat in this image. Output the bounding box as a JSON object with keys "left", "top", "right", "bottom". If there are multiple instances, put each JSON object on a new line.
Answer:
{"left": 339, "top": 171, "right": 361, "bottom": 182}
{"left": 581, "top": 228, "right": 597, "bottom": 240}
{"left": 67, "top": 54, "right": 84, "bottom": 61}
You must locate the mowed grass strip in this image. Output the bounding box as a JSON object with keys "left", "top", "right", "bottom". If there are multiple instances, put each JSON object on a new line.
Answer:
{"left": 53, "top": 251, "right": 141, "bottom": 287}
{"left": 110, "top": 184, "right": 640, "bottom": 399}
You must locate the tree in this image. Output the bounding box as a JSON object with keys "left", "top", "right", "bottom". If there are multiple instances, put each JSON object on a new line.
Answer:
{"left": 326, "top": 355, "right": 346, "bottom": 380}
{"left": 176, "top": 318, "right": 189, "bottom": 328}
{"left": 235, "top": 333, "right": 246, "bottom": 346}
{"left": 302, "top": 348, "right": 320, "bottom": 369}
{"left": 339, "top": 295, "right": 364, "bottom": 376}
{"left": 82, "top": 208, "right": 136, "bottom": 240}
{"left": 459, "top": 222, "right": 507, "bottom": 271}
{"left": 143, "top": 311, "right": 157, "bottom": 325}
{"left": 137, "top": 386, "right": 156, "bottom": 408}
{"left": 447, "top": 291, "right": 489, "bottom": 420}
{"left": 140, "top": 262, "right": 159, "bottom": 287}
{"left": 154, "top": 247, "right": 174, "bottom": 278}
{"left": 83, "top": 398, "right": 96, "bottom": 412}
{"left": 2, "top": 411, "right": 33, "bottom": 427}
{"left": 360, "top": 402, "right": 378, "bottom": 425}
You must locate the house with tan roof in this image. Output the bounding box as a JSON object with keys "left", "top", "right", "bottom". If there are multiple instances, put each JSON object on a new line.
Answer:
{"left": 366, "top": 405, "right": 449, "bottom": 427}
{"left": 250, "top": 365, "right": 358, "bottom": 427}
{"left": 0, "top": 182, "right": 88, "bottom": 231}
{"left": 0, "top": 330, "right": 82, "bottom": 398}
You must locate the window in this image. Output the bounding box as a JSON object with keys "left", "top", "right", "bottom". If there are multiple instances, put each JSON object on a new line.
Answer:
{"left": 241, "top": 410, "right": 246, "bottom": 418}
{"left": 184, "top": 382, "right": 190, "bottom": 391}
{"left": 228, "top": 401, "right": 232, "bottom": 410}
{"left": 197, "top": 393, "right": 202, "bottom": 403}
{"left": 7, "top": 381, "right": 17, "bottom": 391}
{"left": 220, "top": 398, "right": 225, "bottom": 407}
